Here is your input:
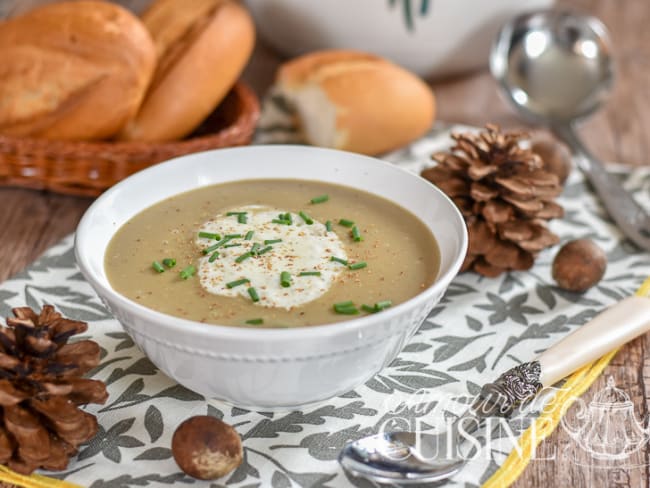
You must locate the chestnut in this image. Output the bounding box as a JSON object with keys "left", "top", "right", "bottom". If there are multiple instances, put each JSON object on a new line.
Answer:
{"left": 552, "top": 239, "right": 607, "bottom": 292}
{"left": 172, "top": 415, "right": 243, "bottom": 480}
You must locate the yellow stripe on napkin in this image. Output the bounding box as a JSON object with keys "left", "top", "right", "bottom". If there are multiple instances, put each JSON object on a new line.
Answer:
{"left": 0, "top": 465, "right": 81, "bottom": 488}
{"left": 483, "top": 276, "right": 650, "bottom": 488}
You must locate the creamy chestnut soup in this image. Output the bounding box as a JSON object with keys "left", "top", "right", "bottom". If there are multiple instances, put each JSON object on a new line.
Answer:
{"left": 105, "top": 179, "right": 439, "bottom": 327}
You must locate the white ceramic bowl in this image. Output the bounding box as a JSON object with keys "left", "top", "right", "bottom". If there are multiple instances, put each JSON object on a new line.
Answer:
{"left": 75, "top": 145, "right": 467, "bottom": 410}
{"left": 245, "top": 0, "right": 553, "bottom": 78}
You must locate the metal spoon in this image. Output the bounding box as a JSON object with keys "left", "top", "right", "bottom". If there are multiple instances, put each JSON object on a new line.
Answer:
{"left": 490, "top": 10, "right": 650, "bottom": 251}
{"left": 339, "top": 294, "right": 650, "bottom": 484}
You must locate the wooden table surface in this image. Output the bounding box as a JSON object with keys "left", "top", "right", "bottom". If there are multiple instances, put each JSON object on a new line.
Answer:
{"left": 0, "top": 0, "right": 648, "bottom": 486}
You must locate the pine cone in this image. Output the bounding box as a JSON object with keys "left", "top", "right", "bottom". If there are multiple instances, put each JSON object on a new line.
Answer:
{"left": 0, "top": 305, "right": 107, "bottom": 474}
{"left": 422, "top": 124, "right": 563, "bottom": 277}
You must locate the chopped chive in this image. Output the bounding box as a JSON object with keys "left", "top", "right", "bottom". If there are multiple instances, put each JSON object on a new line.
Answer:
{"left": 348, "top": 261, "right": 367, "bottom": 270}
{"left": 208, "top": 251, "right": 220, "bottom": 262}
{"left": 245, "top": 318, "right": 264, "bottom": 325}
{"left": 299, "top": 271, "right": 321, "bottom": 277}
{"left": 224, "top": 243, "right": 242, "bottom": 248}
{"left": 235, "top": 251, "right": 253, "bottom": 263}
{"left": 226, "top": 278, "right": 249, "bottom": 289}
{"left": 351, "top": 226, "right": 363, "bottom": 242}
{"left": 180, "top": 265, "right": 196, "bottom": 280}
{"left": 298, "top": 211, "right": 314, "bottom": 225}
{"left": 238, "top": 214, "right": 248, "bottom": 224}
{"left": 325, "top": 220, "right": 333, "bottom": 232}
{"left": 330, "top": 256, "right": 348, "bottom": 266}
{"left": 334, "top": 304, "right": 359, "bottom": 315}
{"left": 225, "top": 234, "right": 242, "bottom": 239}
{"left": 247, "top": 287, "right": 260, "bottom": 302}
{"left": 257, "top": 246, "right": 273, "bottom": 255}
{"left": 162, "top": 258, "right": 176, "bottom": 268}
{"left": 198, "top": 232, "right": 220, "bottom": 240}
{"left": 362, "top": 300, "right": 393, "bottom": 314}
{"left": 152, "top": 261, "right": 165, "bottom": 273}
{"left": 202, "top": 236, "right": 234, "bottom": 254}
{"left": 339, "top": 218, "right": 355, "bottom": 228}
{"left": 244, "top": 230, "right": 254, "bottom": 240}
{"left": 264, "top": 239, "right": 282, "bottom": 245}
{"left": 310, "top": 194, "right": 329, "bottom": 204}
{"left": 226, "top": 211, "right": 247, "bottom": 216}
{"left": 376, "top": 300, "right": 392, "bottom": 310}
{"left": 272, "top": 219, "right": 291, "bottom": 225}
{"left": 251, "top": 242, "right": 261, "bottom": 254}
{"left": 283, "top": 212, "right": 293, "bottom": 224}
{"left": 334, "top": 300, "right": 354, "bottom": 308}
{"left": 280, "top": 271, "right": 292, "bottom": 288}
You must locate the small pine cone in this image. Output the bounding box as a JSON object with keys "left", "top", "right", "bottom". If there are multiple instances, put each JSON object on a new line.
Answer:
{"left": 0, "top": 305, "right": 108, "bottom": 474}
{"left": 422, "top": 124, "right": 563, "bottom": 277}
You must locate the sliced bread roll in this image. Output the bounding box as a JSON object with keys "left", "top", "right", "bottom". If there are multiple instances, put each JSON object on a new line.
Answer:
{"left": 119, "top": 0, "right": 255, "bottom": 142}
{"left": 276, "top": 50, "right": 436, "bottom": 155}
{"left": 0, "top": 1, "right": 156, "bottom": 141}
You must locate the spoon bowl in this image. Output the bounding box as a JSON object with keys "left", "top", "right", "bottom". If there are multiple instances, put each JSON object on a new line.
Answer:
{"left": 491, "top": 10, "right": 614, "bottom": 123}
{"left": 491, "top": 10, "right": 650, "bottom": 250}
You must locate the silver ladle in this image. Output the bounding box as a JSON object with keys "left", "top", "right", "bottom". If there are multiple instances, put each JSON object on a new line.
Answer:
{"left": 338, "top": 294, "right": 650, "bottom": 484}
{"left": 490, "top": 10, "right": 650, "bottom": 251}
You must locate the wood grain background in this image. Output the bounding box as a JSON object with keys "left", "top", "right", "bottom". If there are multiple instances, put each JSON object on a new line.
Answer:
{"left": 0, "top": 0, "right": 649, "bottom": 486}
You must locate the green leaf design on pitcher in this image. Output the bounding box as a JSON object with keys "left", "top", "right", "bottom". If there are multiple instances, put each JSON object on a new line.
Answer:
{"left": 388, "top": 0, "right": 432, "bottom": 32}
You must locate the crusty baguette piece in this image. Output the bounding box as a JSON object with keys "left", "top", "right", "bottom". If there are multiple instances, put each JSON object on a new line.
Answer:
{"left": 0, "top": 1, "right": 156, "bottom": 141}
{"left": 276, "top": 50, "right": 436, "bottom": 155}
{"left": 119, "top": 0, "right": 255, "bottom": 142}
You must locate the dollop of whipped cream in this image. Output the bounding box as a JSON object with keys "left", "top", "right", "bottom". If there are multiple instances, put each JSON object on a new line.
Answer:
{"left": 196, "top": 206, "right": 347, "bottom": 309}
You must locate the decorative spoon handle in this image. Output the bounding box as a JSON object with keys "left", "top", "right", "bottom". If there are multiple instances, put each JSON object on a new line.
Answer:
{"left": 476, "top": 295, "right": 650, "bottom": 416}
{"left": 553, "top": 123, "right": 650, "bottom": 252}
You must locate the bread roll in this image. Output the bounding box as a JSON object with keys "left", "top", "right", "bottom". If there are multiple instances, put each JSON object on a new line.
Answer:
{"left": 0, "top": 1, "right": 156, "bottom": 141}
{"left": 119, "top": 0, "right": 255, "bottom": 142}
{"left": 275, "top": 50, "right": 436, "bottom": 155}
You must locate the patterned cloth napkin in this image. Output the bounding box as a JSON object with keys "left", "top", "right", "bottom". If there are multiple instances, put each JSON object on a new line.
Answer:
{"left": 1, "top": 125, "right": 649, "bottom": 488}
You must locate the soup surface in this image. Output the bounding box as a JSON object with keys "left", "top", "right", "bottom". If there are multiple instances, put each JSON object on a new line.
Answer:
{"left": 105, "top": 179, "right": 440, "bottom": 327}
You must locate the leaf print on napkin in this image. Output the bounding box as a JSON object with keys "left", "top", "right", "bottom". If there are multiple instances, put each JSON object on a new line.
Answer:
{"left": 367, "top": 360, "right": 458, "bottom": 394}
{"left": 0, "top": 289, "right": 18, "bottom": 317}
{"left": 448, "top": 347, "right": 494, "bottom": 373}
{"left": 226, "top": 449, "right": 260, "bottom": 484}
{"left": 535, "top": 284, "right": 557, "bottom": 310}
{"left": 105, "top": 357, "right": 159, "bottom": 386}
{"left": 144, "top": 405, "right": 163, "bottom": 442}
{"left": 492, "top": 315, "right": 570, "bottom": 367}
{"left": 100, "top": 378, "right": 149, "bottom": 413}
{"left": 243, "top": 402, "right": 376, "bottom": 440}
{"left": 271, "top": 470, "right": 291, "bottom": 488}
{"left": 475, "top": 292, "right": 543, "bottom": 325}
{"left": 89, "top": 472, "right": 190, "bottom": 487}
{"left": 20, "top": 245, "right": 78, "bottom": 274}
{"left": 105, "top": 332, "right": 135, "bottom": 352}
{"left": 77, "top": 418, "right": 144, "bottom": 463}
{"left": 284, "top": 425, "right": 375, "bottom": 461}
{"left": 246, "top": 447, "right": 337, "bottom": 488}
{"left": 133, "top": 447, "right": 173, "bottom": 461}
{"left": 402, "top": 342, "right": 432, "bottom": 353}
{"left": 24, "top": 284, "right": 111, "bottom": 321}
{"left": 432, "top": 332, "right": 495, "bottom": 362}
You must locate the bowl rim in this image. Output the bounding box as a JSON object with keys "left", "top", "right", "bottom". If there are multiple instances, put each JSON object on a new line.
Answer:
{"left": 75, "top": 145, "right": 468, "bottom": 342}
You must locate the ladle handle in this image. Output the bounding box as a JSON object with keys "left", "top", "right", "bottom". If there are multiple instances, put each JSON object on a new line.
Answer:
{"left": 537, "top": 295, "right": 650, "bottom": 387}
{"left": 474, "top": 295, "right": 650, "bottom": 417}
{"left": 552, "top": 123, "right": 650, "bottom": 252}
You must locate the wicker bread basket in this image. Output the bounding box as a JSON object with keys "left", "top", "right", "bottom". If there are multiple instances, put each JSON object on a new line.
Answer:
{"left": 0, "top": 81, "right": 260, "bottom": 197}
